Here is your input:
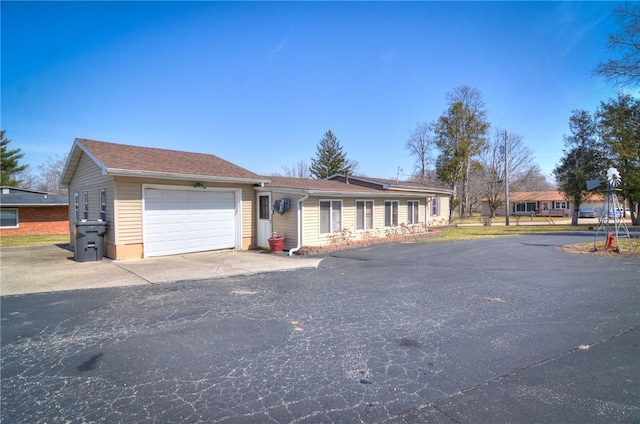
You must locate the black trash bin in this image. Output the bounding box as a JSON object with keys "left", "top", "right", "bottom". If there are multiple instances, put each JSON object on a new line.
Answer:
{"left": 75, "top": 220, "right": 107, "bottom": 262}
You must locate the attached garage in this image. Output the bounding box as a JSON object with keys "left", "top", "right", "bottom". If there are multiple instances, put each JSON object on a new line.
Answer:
{"left": 143, "top": 186, "right": 241, "bottom": 257}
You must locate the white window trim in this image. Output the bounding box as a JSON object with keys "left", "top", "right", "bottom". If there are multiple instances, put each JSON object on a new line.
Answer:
{"left": 407, "top": 200, "right": 420, "bottom": 225}
{"left": 431, "top": 196, "right": 440, "bottom": 217}
{"left": 384, "top": 200, "right": 399, "bottom": 227}
{"left": 319, "top": 199, "right": 343, "bottom": 236}
{"left": 515, "top": 202, "right": 537, "bottom": 212}
{"left": 83, "top": 191, "right": 89, "bottom": 220}
{"left": 554, "top": 201, "right": 568, "bottom": 209}
{"left": 100, "top": 189, "right": 107, "bottom": 221}
{"left": 0, "top": 208, "right": 19, "bottom": 228}
{"left": 74, "top": 192, "right": 79, "bottom": 222}
{"left": 355, "top": 199, "right": 374, "bottom": 232}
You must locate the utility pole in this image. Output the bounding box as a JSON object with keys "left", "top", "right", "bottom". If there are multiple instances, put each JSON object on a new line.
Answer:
{"left": 504, "top": 131, "right": 510, "bottom": 226}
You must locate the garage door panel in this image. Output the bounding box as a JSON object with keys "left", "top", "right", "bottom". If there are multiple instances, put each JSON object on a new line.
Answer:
{"left": 143, "top": 188, "right": 237, "bottom": 257}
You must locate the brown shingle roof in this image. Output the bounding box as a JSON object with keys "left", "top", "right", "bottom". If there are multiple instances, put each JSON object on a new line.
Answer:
{"left": 508, "top": 191, "right": 604, "bottom": 202}
{"left": 77, "top": 138, "right": 265, "bottom": 181}
{"left": 264, "top": 176, "right": 381, "bottom": 193}
{"left": 358, "top": 176, "right": 450, "bottom": 191}
{"left": 263, "top": 176, "right": 453, "bottom": 197}
{"left": 509, "top": 191, "right": 567, "bottom": 202}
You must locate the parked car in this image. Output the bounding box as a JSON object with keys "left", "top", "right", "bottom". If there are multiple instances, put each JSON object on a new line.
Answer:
{"left": 608, "top": 208, "right": 624, "bottom": 218}
{"left": 578, "top": 207, "right": 597, "bottom": 218}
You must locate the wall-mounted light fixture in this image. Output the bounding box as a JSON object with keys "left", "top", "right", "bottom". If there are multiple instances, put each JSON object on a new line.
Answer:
{"left": 192, "top": 182, "right": 206, "bottom": 189}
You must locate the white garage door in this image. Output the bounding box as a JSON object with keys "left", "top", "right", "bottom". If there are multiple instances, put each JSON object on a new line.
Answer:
{"left": 144, "top": 188, "right": 236, "bottom": 257}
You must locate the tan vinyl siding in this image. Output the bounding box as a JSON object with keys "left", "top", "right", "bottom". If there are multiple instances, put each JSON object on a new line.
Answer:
{"left": 301, "top": 196, "right": 321, "bottom": 246}
{"left": 431, "top": 195, "right": 450, "bottom": 222}
{"left": 67, "top": 153, "right": 113, "bottom": 246}
{"left": 300, "top": 195, "right": 448, "bottom": 247}
{"left": 241, "top": 186, "right": 255, "bottom": 240}
{"left": 113, "top": 178, "right": 142, "bottom": 244}
{"left": 112, "top": 177, "right": 256, "bottom": 246}
{"left": 270, "top": 192, "right": 302, "bottom": 250}
{"left": 342, "top": 199, "right": 356, "bottom": 231}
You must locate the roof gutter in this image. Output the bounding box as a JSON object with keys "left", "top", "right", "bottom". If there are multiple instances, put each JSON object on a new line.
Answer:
{"left": 288, "top": 193, "right": 309, "bottom": 256}
{"left": 0, "top": 203, "right": 68, "bottom": 207}
{"left": 389, "top": 187, "right": 453, "bottom": 195}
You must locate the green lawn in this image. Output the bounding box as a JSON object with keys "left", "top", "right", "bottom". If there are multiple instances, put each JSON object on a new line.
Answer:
{"left": 419, "top": 223, "right": 640, "bottom": 256}
{"left": 0, "top": 234, "right": 70, "bottom": 248}
{"left": 420, "top": 224, "right": 584, "bottom": 243}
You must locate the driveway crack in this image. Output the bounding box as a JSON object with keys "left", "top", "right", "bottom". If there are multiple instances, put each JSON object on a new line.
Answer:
{"left": 111, "top": 262, "right": 156, "bottom": 285}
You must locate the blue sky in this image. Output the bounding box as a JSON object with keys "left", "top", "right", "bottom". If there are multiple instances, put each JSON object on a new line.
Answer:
{"left": 1, "top": 1, "right": 626, "bottom": 182}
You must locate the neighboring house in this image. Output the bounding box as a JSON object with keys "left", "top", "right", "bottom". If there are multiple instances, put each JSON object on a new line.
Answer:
{"left": 256, "top": 175, "right": 451, "bottom": 253}
{"left": 60, "top": 138, "right": 269, "bottom": 259}
{"left": 0, "top": 186, "right": 68, "bottom": 236}
{"left": 480, "top": 191, "right": 606, "bottom": 217}
{"left": 60, "top": 138, "right": 453, "bottom": 259}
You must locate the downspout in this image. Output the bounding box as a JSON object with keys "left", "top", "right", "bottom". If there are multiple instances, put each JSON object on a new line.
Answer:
{"left": 288, "top": 193, "right": 309, "bottom": 256}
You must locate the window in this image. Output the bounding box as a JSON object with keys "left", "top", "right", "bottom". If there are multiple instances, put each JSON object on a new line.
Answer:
{"left": 384, "top": 200, "right": 399, "bottom": 227}
{"left": 554, "top": 201, "right": 567, "bottom": 209}
{"left": 0, "top": 209, "right": 18, "bottom": 228}
{"left": 407, "top": 201, "right": 420, "bottom": 224}
{"left": 259, "top": 195, "right": 270, "bottom": 220}
{"left": 541, "top": 202, "right": 550, "bottom": 210}
{"left": 356, "top": 200, "right": 374, "bottom": 231}
{"left": 319, "top": 200, "right": 342, "bottom": 234}
{"left": 83, "top": 192, "right": 89, "bottom": 220}
{"left": 431, "top": 196, "right": 440, "bottom": 216}
{"left": 100, "top": 190, "right": 107, "bottom": 221}
{"left": 74, "top": 192, "right": 79, "bottom": 222}
{"left": 514, "top": 202, "right": 537, "bottom": 212}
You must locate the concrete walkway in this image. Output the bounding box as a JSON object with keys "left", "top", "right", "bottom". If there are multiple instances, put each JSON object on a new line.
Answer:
{"left": 0, "top": 245, "right": 322, "bottom": 296}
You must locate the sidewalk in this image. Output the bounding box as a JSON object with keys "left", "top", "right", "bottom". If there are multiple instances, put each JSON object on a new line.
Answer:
{"left": 0, "top": 245, "right": 322, "bottom": 296}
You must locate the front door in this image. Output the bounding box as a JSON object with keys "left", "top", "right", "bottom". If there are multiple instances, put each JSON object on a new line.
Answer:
{"left": 257, "top": 193, "right": 272, "bottom": 248}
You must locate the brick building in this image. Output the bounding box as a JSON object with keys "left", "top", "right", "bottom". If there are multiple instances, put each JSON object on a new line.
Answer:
{"left": 0, "top": 187, "right": 69, "bottom": 236}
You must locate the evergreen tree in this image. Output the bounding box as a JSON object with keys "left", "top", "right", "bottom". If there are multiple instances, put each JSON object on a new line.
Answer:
{"left": 0, "top": 131, "right": 27, "bottom": 186}
{"left": 309, "top": 130, "right": 349, "bottom": 179}
{"left": 553, "top": 110, "right": 609, "bottom": 225}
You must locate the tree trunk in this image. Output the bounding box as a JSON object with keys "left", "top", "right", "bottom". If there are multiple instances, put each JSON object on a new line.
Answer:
{"left": 572, "top": 197, "right": 580, "bottom": 226}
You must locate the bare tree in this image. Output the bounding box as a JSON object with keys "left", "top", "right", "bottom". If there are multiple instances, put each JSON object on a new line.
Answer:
{"left": 37, "top": 155, "right": 68, "bottom": 193}
{"left": 282, "top": 160, "right": 310, "bottom": 178}
{"left": 593, "top": 2, "right": 640, "bottom": 87}
{"left": 466, "top": 159, "right": 485, "bottom": 216}
{"left": 511, "top": 164, "right": 554, "bottom": 192}
{"left": 478, "top": 129, "right": 544, "bottom": 217}
{"left": 405, "top": 121, "right": 435, "bottom": 182}
{"left": 18, "top": 154, "right": 68, "bottom": 194}
{"left": 345, "top": 158, "right": 360, "bottom": 176}
{"left": 18, "top": 165, "right": 39, "bottom": 190}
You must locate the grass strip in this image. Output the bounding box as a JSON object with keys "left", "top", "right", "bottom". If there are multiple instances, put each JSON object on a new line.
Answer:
{"left": 0, "top": 234, "right": 70, "bottom": 248}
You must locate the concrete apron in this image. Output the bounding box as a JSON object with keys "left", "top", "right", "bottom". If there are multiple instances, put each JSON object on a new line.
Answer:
{"left": 0, "top": 246, "right": 322, "bottom": 296}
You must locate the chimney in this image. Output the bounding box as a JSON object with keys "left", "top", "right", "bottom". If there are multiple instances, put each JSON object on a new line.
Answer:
{"left": 345, "top": 169, "right": 349, "bottom": 184}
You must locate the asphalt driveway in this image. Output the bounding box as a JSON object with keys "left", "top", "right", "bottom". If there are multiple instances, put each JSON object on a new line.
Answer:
{"left": 1, "top": 233, "right": 639, "bottom": 423}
